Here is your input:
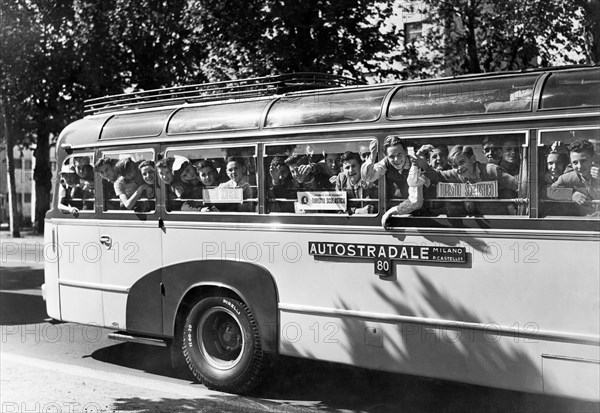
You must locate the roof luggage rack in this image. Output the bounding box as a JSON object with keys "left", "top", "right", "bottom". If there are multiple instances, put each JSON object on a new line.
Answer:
{"left": 84, "top": 72, "right": 363, "bottom": 115}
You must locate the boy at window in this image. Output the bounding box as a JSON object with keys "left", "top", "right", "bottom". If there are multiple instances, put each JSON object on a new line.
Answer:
{"left": 416, "top": 144, "right": 451, "bottom": 171}
{"left": 172, "top": 156, "right": 202, "bottom": 199}
{"left": 335, "top": 151, "right": 377, "bottom": 215}
{"left": 94, "top": 157, "right": 118, "bottom": 204}
{"left": 114, "top": 158, "right": 148, "bottom": 210}
{"left": 285, "top": 154, "right": 330, "bottom": 191}
{"left": 362, "top": 136, "right": 429, "bottom": 227}
{"left": 315, "top": 153, "right": 341, "bottom": 187}
{"left": 58, "top": 164, "right": 82, "bottom": 217}
{"left": 217, "top": 157, "right": 254, "bottom": 212}
{"left": 482, "top": 136, "right": 502, "bottom": 165}
{"left": 268, "top": 156, "right": 295, "bottom": 213}
{"left": 551, "top": 139, "right": 599, "bottom": 216}
{"left": 500, "top": 138, "right": 521, "bottom": 177}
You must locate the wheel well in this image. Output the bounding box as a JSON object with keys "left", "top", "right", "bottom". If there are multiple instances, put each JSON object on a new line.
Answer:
{"left": 162, "top": 260, "right": 279, "bottom": 355}
{"left": 175, "top": 285, "right": 242, "bottom": 337}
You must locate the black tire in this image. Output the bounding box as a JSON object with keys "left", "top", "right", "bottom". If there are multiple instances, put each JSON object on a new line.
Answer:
{"left": 182, "top": 296, "right": 264, "bottom": 394}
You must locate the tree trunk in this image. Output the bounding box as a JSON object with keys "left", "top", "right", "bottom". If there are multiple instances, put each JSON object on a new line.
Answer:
{"left": 0, "top": 100, "right": 21, "bottom": 238}
{"left": 33, "top": 130, "right": 52, "bottom": 234}
{"left": 465, "top": 0, "right": 482, "bottom": 73}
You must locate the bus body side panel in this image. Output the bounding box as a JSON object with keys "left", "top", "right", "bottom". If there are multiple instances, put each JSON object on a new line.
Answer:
{"left": 196, "top": 226, "right": 598, "bottom": 399}
{"left": 158, "top": 255, "right": 279, "bottom": 353}
{"left": 126, "top": 267, "right": 163, "bottom": 336}
{"left": 43, "top": 220, "right": 61, "bottom": 320}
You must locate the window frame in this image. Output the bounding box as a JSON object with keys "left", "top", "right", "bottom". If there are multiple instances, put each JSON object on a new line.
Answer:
{"left": 57, "top": 152, "right": 97, "bottom": 218}
{"left": 162, "top": 143, "right": 259, "bottom": 216}
{"left": 98, "top": 148, "right": 157, "bottom": 215}
{"left": 382, "top": 130, "right": 531, "bottom": 224}
{"left": 263, "top": 137, "right": 381, "bottom": 217}
{"left": 536, "top": 126, "right": 600, "bottom": 220}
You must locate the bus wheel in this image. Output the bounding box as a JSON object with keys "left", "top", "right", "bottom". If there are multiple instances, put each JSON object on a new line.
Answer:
{"left": 182, "top": 296, "right": 264, "bottom": 394}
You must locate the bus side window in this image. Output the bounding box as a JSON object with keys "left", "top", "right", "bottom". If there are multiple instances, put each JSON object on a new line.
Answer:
{"left": 57, "top": 154, "right": 95, "bottom": 216}
{"left": 406, "top": 134, "right": 528, "bottom": 219}
{"left": 265, "top": 140, "right": 378, "bottom": 215}
{"left": 98, "top": 150, "right": 155, "bottom": 213}
{"left": 538, "top": 129, "right": 600, "bottom": 218}
{"left": 163, "top": 146, "right": 258, "bottom": 214}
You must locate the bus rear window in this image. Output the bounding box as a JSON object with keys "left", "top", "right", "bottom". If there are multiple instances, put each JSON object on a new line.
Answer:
{"left": 100, "top": 110, "right": 172, "bottom": 140}
{"left": 167, "top": 101, "right": 269, "bottom": 134}
{"left": 388, "top": 75, "right": 538, "bottom": 119}
{"left": 540, "top": 68, "right": 600, "bottom": 110}
{"left": 265, "top": 89, "right": 389, "bottom": 127}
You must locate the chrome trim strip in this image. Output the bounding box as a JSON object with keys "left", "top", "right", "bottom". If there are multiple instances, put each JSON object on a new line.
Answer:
{"left": 46, "top": 218, "right": 600, "bottom": 241}
{"left": 279, "top": 303, "right": 600, "bottom": 346}
{"left": 59, "top": 279, "right": 129, "bottom": 293}
{"left": 541, "top": 354, "right": 600, "bottom": 363}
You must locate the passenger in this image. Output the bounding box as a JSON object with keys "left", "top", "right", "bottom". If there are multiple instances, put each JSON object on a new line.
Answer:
{"left": 544, "top": 150, "right": 569, "bottom": 186}
{"left": 268, "top": 156, "right": 296, "bottom": 213}
{"left": 216, "top": 157, "right": 255, "bottom": 212}
{"left": 138, "top": 160, "right": 156, "bottom": 199}
{"left": 482, "top": 136, "right": 502, "bottom": 165}
{"left": 416, "top": 144, "right": 451, "bottom": 216}
{"left": 316, "top": 153, "right": 341, "bottom": 187}
{"left": 72, "top": 156, "right": 91, "bottom": 178}
{"left": 172, "top": 156, "right": 202, "bottom": 199}
{"left": 57, "top": 164, "right": 82, "bottom": 217}
{"left": 417, "top": 144, "right": 451, "bottom": 171}
{"left": 94, "top": 157, "right": 118, "bottom": 204}
{"left": 156, "top": 157, "right": 184, "bottom": 201}
{"left": 218, "top": 157, "right": 253, "bottom": 199}
{"left": 285, "top": 154, "right": 330, "bottom": 191}
{"left": 550, "top": 140, "right": 599, "bottom": 216}
{"left": 500, "top": 138, "right": 521, "bottom": 176}
{"left": 413, "top": 145, "right": 518, "bottom": 216}
{"left": 114, "top": 157, "right": 148, "bottom": 210}
{"left": 77, "top": 164, "right": 95, "bottom": 210}
{"left": 195, "top": 160, "right": 226, "bottom": 188}
{"left": 362, "top": 136, "right": 428, "bottom": 227}
{"left": 335, "top": 151, "right": 376, "bottom": 215}
{"left": 358, "top": 144, "right": 371, "bottom": 163}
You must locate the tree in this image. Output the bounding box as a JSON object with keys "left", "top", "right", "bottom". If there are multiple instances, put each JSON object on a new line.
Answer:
{"left": 397, "top": 0, "right": 595, "bottom": 78}
{"left": 185, "top": 0, "right": 399, "bottom": 81}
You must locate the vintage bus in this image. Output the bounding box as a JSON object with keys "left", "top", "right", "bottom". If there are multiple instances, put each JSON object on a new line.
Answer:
{"left": 43, "top": 68, "right": 599, "bottom": 399}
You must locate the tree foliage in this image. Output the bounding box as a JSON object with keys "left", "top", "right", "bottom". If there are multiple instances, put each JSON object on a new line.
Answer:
{"left": 186, "top": 0, "right": 398, "bottom": 81}
{"left": 398, "top": 0, "right": 595, "bottom": 79}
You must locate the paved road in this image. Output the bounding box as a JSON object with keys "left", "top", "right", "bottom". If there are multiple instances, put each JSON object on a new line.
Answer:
{"left": 1, "top": 235, "right": 599, "bottom": 412}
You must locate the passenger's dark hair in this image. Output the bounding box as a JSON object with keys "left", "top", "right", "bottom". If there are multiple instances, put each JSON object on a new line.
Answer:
{"left": 195, "top": 159, "right": 217, "bottom": 171}
{"left": 432, "top": 144, "right": 449, "bottom": 157}
{"left": 448, "top": 146, "right": 475, "bottom": 166}
{"left": 383, "top": 135, "right": 407, "bottom": 151}
{"left": 225, "top": 156, "right": 246, "bottom": 168}
{"left": 156, "top": 157, "right": 174, "bottom": 169}
{"left": 94, "top": 157, "right": 117, "bottom": 169}
{"left": 284, "top": 154, "right": 309, "bottom": 167}
{"left": 482, "top": 136, "right": 500, "bottom": 147}
{"left": 340, "top": 151, "right": 362, "bottom": 165}
{"left": 270, "top": 156, "right": 288, "bottom": 168}
{"left": 568, "top": 139, "right": 596, "bottom": 157}
{"left": 115, "top": 158, "right": 138, "bottom": 177}
{"left": 138, "top": 160, "right": 155, "bottom": 170}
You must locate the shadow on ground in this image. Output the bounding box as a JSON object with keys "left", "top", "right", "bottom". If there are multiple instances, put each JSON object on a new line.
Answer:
{"left": 95, "top": 343, "right": 600, "bottom": 413}
{"left": 0, "top": 266, "right": 46, "bottom": 325}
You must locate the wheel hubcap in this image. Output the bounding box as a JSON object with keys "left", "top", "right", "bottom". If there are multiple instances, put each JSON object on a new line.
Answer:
{"left": 198, "top": 307, "right": 244, "bottom": 370}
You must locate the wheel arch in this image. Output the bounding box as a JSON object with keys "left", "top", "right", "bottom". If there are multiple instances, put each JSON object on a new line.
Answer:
{"left": 163, "top": 259, "right": 279, "bottom": 354}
